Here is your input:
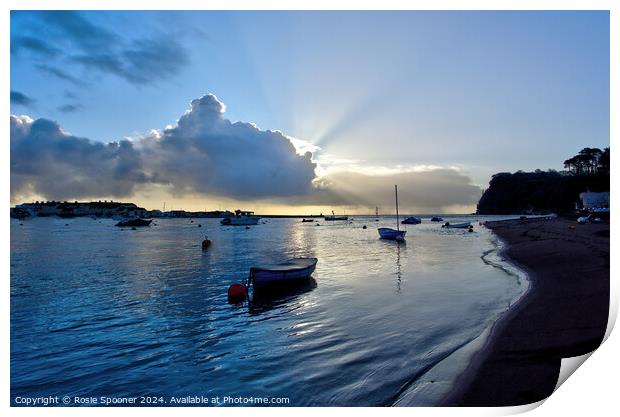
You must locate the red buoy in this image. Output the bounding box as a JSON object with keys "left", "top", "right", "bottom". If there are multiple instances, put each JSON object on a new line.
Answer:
{"left": 228, "top": 283, "right": 247, "bottom": 303}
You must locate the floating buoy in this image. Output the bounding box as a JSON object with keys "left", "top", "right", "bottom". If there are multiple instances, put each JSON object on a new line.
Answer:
{"left": 19, "top": 223, "right": 24, "bottom": 226}
{"left": 202, "top": 238, "right": 211, "bottom": 249}
{"left": 228, "top": 283, "right": 247, "bottom": 303}
{"left": 468, "top": 226, "right": 474, "bottom": 233}
{"left": 245, "top": 226, "right": 250, "bottom": 229}
{"left": 198, "top": 224, "right": 202, "bottom": 227}
{"left": 362, "top": 225, "right": 367, "bottom": 229}
{"left": 190, "top": 220, "right": 194, "bottom": 223}
{"left": 316, "top": 223, "right": 320, "bottom": 226}
{"left": 132, "top": 227, "right": 137, "bottom": 230}
{"left": 65, "top": 223, "right": 69, "bottom": 226}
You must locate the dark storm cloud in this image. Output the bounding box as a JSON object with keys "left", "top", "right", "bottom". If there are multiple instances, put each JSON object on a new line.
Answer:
{"left": 12, "top": 11, "right": 189, "bottom": 86}
{"left": 10, "top": 91, "right": 36, "bottom": 107}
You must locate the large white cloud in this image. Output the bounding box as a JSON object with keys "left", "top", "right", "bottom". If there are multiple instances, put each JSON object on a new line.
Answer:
{"left": 141, "top": 94, "right": 316, "bottom": 199}
{"left": 10, "top": 94, "right": 316, "bottom": 201}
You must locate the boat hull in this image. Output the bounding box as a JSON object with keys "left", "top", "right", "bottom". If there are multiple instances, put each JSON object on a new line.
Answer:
{"left": 378, "top": 228, "right": 406, "bottom": 240}
{"left": 324, "top": 216, "right": 348, "bottom": 221}
{"left": 401, "top": 217, "right": 421, "bottom": 224}
{"left": 443, "top": 222, "right": 471, "bottom": 229}
{"left": 221, "top": 216, "right": 261, "bottom": 226}
{"left": 115, "top": 218, "right": 152, "bottom": 227}
{"left": 250, "top": 258, "right": 318, "bottom": 289}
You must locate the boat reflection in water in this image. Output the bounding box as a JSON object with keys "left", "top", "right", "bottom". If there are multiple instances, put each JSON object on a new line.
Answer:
{"left": 248, "top": 277, "right": 318, "bottom": 315}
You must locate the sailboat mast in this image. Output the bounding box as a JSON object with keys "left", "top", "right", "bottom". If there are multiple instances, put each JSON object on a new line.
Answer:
{"left": 395, "top": 184, "right": 400, "bottom": 231}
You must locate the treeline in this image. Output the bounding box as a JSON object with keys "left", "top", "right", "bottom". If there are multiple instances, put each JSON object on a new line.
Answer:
{"left": 477, "top": 147, "right": 610, "bottom": 215}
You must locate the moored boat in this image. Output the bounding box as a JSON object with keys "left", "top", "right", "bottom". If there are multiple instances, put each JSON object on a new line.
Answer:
{"left": 220, "top": 210, "right": 261, "bottom": 226}
{"left": 378, "top": 227, "right": 406, "bottom": 241}
{"left": 248, "top": 258, "right": 318, "bottom": 289}
{"left": 115, "top": 218, "right": 152, "bottom": 227}
{"left": 324, "top": 210, "right": 348, "bottom": 221}
{"left": 301, "top": 219, "right": 315, "bottom": 222}
{"left": 442, "top": 221, "right": 471, "bottom": 229}
{"left": 378, "top": 185, "right": 406, "bottom": 241}
{"left": 430, "top": 216, "right": 444, "bottom": 222}
{"left": 401, "top": 216, "right": 421, "bottom": 224}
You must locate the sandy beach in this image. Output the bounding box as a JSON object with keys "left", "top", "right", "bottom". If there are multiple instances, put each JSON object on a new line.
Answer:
{"left": 444, "top": 217, "right": 610, "bottom": 406}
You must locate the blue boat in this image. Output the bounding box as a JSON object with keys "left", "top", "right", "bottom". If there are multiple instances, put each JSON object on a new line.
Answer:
{"left": 378, "top": 185, "right": 407, "bottom": 241}
{"left": 248, "top": 258, "right": 318, "bottom": 289}
{"left": 401, "top": 216, "right": 421, "bottom": 224}
{"left": 378, "top": 227, "right": 406, "bottom": 241}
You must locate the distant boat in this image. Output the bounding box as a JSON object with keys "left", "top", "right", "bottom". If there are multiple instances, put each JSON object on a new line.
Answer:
{"left": 442, "top": 221, "right": 471, "bottom": 229}
{"left": 221, "top": 210, "right": 260, "bottom": 226}
{"left": 115, "top": 218, "right": 152, "bottom": 227}
{"left": 401, "top": 216, "right": 422, "bottom": 224}
{"left": 301, "top": 219, "right": 315, "bottom": 222}
{"left": 378, "top": 185, "right": 406, "bottom": 241}
{"left": 248, "top": 258, "right": 318, "bottom": 289}
{"left": 324, "top": 210, "right": 348, "bottom": 221}
{"left": 430, "top": 216, "right": 444, "bottom": 222}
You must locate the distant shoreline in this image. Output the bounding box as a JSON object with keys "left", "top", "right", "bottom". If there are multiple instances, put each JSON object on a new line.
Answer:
{"left": 444, "top": 217, "right": 609, "bottom": 406}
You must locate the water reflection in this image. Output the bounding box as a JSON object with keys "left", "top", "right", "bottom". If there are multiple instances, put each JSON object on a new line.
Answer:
{"left": 249, "top": 278, "right": 318, "bottom": 315}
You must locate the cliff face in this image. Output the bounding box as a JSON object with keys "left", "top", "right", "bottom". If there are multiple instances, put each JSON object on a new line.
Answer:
{"left": 477, "top": 171, "right": 609, "bottom": 215}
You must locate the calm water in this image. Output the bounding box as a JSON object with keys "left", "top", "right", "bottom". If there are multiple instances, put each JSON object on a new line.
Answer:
{"left": 11, "top": 215, "right": 526, "bottom": 406}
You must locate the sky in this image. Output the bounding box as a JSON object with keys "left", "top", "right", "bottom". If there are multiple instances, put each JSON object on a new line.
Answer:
{"left": 10, "top": 10, "right": 610, "bottom": 214}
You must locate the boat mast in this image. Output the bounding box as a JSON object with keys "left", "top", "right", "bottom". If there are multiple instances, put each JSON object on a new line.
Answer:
{"left": 395, "top": 184, "right": 400, "bottom": 231}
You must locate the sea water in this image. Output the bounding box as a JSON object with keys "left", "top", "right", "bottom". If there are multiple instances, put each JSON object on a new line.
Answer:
{"left": 10, "top": 215, "right": 527, "bottom": 406}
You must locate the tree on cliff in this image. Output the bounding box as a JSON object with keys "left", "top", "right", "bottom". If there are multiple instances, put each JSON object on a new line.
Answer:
{"left": 563, "top": 147, "right": 605, "bottom": 175}
{"left": 478, "top": 146, "right": 610, "bottom": 215}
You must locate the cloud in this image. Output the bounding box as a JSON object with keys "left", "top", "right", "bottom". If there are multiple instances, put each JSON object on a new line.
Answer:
{"left": 57, "top": 103, "right": 84, "bottom": 113}
{"left": 72, "top": 37, "right": 188, "bottom": 85}
{"left": 36, "top": 64, "right": 86, "bottom": 86}
{"left": 10, "top": 91, "right": 36, "bottom": 107}
{"left": 304, "top": 169, "right": 481, "bottom": 212}
{"left": 141, "top": 94, "right": 316, "bottom": 199}
{"left": 10, "top": 115, "right": 150, "bottom": 200}
{"left": 11, "top": 36, "right": 59, "bottom": 57}
{"left": 10, "top": 94, "right": 316, "bottom": 201}
{"left": 12, "top": 11, "right": 189, "bottom": 86}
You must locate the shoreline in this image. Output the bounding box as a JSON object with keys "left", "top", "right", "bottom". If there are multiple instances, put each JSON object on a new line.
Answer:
{"left": 443, "top": 217, "right": 609, "bottom": 406}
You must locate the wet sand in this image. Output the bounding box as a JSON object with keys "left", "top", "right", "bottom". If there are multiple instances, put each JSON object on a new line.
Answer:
{"left": 445, "top": 217, "right": 610, "bottom": 406}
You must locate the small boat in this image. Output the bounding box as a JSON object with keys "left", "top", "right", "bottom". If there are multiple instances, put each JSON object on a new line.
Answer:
{"left": 115, "top": 218, "right": 152, "bottom": 227}
{"left": 401, "top": 216, "right": 421, "bottom": 224}
{"left": 378, "top": 185, "right": 406, "bottom": 241}
{"left": 378, "top": 227, "right": 406, "bottom": 240}
{"left": 430, "top": 216, "right": 444, "bottom": 222}
{"left": 442, "top": 221, "right": 471, "bottom": 229}
{"left": 301, "top": 218, "right": 315, "bottom": 222}
{"left": 221, "top": 210, "right": 261, "bottom": 226}
{"left": 248, "top": 258, "right": 318, "bottom": 289}
{"left": 324, "top": 210, "right": 348, "bottom": 221}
